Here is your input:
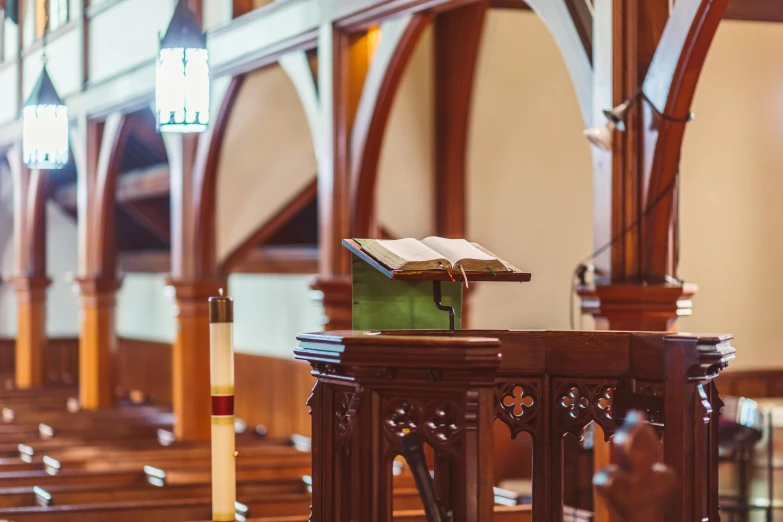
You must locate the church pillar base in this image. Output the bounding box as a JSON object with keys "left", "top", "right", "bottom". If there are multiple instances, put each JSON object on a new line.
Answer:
{"left": 577, "top": 283, "right": 698, "bottom": 332}
{"left": 312, "top": 275, "right": 352, "bottom": 331}
{"left": 76, "top": 278, "right": 121, "bottom": 410}
{"left": 10, "top": 276, "right": 51, "bottom": 389}
{"left": 168, "top": 279, "right": 224, "bottom": 441}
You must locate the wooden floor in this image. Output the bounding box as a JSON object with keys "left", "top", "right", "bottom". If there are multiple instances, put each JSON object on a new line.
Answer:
{"left": 0, "top": 387, "right": 532, "bottom": 521}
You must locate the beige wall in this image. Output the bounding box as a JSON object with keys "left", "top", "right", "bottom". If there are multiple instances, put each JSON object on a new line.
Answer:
{"left": 677, "top": 20, "right": 783, "bottom": 370}
{"left": 376, "top": 27, "right": 436, "bottom": 238}
{"left": 216, "top": 64, "right": 317, "bottom": 264}
{"left": 467, "top": 11, "right": 593, "bottom": 330}
{"left": 0, "top": 11, "right": 777, "bottom": 371}
{"left": 376, "top": 10, "right": 594, "bottom": 330}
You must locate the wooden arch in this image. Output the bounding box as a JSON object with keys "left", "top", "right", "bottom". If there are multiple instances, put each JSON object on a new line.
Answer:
{"left": 523, "top": 0, "right": 594, "bottom": 126}
{"left": 6, "top": 146, "right": 49, "bottom": 277}
{"left": 189, "top": 75, "right": 245, "bottom": 278}
{"left": 349, "top": 14, "right": 431, "bottom": 237}
{"left": 91, "top": 113, "right": 131, "bottom": 278}
{"left": 641, "top": 0, "right": 731, "bottom": 279}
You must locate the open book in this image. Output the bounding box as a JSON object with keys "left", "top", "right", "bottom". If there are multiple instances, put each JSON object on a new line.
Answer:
{"left": 358, "top": 237, "right": 508, "bottom": 273}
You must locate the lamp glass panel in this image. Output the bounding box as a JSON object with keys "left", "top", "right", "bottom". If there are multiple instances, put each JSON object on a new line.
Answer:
{"left": 22, "top": 104, "right": 69, "bottom": 169}
{"left": 156, "top": 47, "right": 210, "bottom": 133}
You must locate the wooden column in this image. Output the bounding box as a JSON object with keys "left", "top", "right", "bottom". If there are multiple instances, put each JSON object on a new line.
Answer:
{"left": 168, "top": 279, "right": 222, "bottom": 440}
{"left": 315, "top": 18, "right": 431, "bottom": 330}
{"left": 578, "top": 0, "right": 730, "bottom": 331}
{"left": 70, "top": 114, "right": 126, "bottom": 409}
{"left": 75, "top": 278, "right": 120, "bottom": 408}
{"left": 6, "top": 145, "right": 50, "bottom": 389}
{"left": 433, "top": 2, "right": 487, "bottom": 239}
{"left": 163, "top": 72, "right": 237, "bottom": 439}
{"left": 433, "top": 3, "right": 487, "bottom": 326}
{"left": 313, "top": 24, "right": 368, "bottom": 331}
{"left": 166, "top": 132, "right": 213, "bottom": 441}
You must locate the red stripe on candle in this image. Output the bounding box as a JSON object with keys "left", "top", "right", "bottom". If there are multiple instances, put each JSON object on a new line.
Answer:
{"left": 211, "top": 395, "right": 234, "bottom": 416}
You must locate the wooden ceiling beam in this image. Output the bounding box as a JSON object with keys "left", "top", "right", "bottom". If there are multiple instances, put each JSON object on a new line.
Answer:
{"left": 724, "top": 0, "right": 783, "bottom": 23}
{"left": 115, "top": 165, "right": 170, "bottom": 202}
{"left": 118, "top": 200, "right": 171, "bottom": 245}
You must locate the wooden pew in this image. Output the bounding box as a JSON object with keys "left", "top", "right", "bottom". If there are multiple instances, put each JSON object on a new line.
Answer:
{"left": 37, "top": 440, "right": 306, "bottom": 474}
{"left": 2, "top": 404, "right": 167, "bottom": 423}
{"left": 0, "top": 493, "right": 312, "bottom": 521}
{"left": 0, "top": 469, "right": 152, "bottom": 489}
{"left": 199, "top": 505, "right": 533, "bottom": 522}
{"left": 35, "top": 478, "right": 309, "bottom": 506}
{"left": 0, "top": 486, "right": 435, "bottom": 521}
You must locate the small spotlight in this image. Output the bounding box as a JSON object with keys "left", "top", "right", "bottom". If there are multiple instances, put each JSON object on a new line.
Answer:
{"left": 583, "top": 123, "right": 615, "bottom": 152}
{"left": 583, "top": 98, "right": 634, "bottom": 152}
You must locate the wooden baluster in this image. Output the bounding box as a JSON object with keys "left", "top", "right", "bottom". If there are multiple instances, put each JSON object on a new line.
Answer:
{"left": 594, "top": 411, "right": 676, "bottom": 522}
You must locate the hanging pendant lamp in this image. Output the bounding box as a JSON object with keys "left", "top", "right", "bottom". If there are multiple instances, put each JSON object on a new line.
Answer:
{"left": 156, "top": 0, "right": 209, "bottom": 133}
{"left": 22, "top": 0, "right": 68, "bottom": 170}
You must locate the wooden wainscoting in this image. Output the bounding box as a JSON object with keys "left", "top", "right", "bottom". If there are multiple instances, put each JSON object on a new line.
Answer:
{"left": 0, "top": 337, "right": 79, "bottom": 387}
{"left": 45, "top": 338, "right": 79, "bottom": 386}
{"left": 116, "top": 338, "right": 173, "bottom": 405}
{"left": 715, "top": 370, "right": 783, "bottom": 399}
{"left": 116, "top": 340, "right": 314, "bottom": 438}
{"left": 235, "top": 352, "right": 314, "bottom": 438}
{"left": 0, "top": 338, "right": 13, "bottom": 385}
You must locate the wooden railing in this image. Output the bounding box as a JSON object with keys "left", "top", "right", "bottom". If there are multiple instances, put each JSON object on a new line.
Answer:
{"left": 296, "top": 329, "right": 735, "bottom": 522}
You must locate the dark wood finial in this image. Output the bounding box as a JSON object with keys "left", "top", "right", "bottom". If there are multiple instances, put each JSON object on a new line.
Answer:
{"left": 594, "top": 411, "right": 676, "bottom": 522}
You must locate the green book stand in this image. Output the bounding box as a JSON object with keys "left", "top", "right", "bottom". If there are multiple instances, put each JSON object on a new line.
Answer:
{"left": 343, "top": 239, "right": 531, "bottom": 332}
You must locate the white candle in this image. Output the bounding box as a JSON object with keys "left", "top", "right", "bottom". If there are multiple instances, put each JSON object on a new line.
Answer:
{"left": 209, "top": 290, "right": 236, "bottom": 522}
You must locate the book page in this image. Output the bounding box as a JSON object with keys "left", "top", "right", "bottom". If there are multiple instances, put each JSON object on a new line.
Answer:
{"left": 421, "top": 237, "right": 507, "bottom": 272}
{"left": 364, "top": 238, "right": 449, "bottom": 270}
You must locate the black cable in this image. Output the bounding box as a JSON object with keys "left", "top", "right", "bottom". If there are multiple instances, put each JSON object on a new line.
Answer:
{"left": 639, "top": 91, "right": 693, "bottom": 123}
{"left": 569, "top": 170, "right": 680, "bottom": 329}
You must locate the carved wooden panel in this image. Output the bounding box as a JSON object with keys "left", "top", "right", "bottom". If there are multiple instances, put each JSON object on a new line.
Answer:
{"left": 382, "top": 396, "right": 465, "bottom": 456}
{"left": 495, "top": 379, "right": 542, "bottom": 439}
{"left": 552, "top": 379, "right": 617, "bottom": 439}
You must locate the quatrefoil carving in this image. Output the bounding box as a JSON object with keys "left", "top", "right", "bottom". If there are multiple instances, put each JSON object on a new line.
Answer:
{"left": 384, "top": 400, "right": 419, "bottom": 437}
{"left": 595, "top": 386, "right": 613, "bottom": 421}
{"left": 425, "top": 403, "right": 461, "bottom": 444}
{"left": 560, "top": 386, "right": 590, "bottom": 420}
{"left": 501, "top": 385, "right": 536, "bottom": 419}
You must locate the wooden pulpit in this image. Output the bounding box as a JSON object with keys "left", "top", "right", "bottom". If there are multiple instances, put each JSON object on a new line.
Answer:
{"left": 298, "top": 240, "right": 735, "bottom": 522}
{"left": 295, "top": 332, "right": 501, "bottom": 521}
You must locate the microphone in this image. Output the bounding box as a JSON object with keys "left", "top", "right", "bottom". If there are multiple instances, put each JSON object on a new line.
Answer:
{"left": 400, "top": 433, "right": 450, "bottom": 522}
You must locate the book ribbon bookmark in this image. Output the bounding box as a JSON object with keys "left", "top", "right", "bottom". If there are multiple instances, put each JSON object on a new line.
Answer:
{"left": 459, "top": 265, "right": 469, "bottom": 289}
